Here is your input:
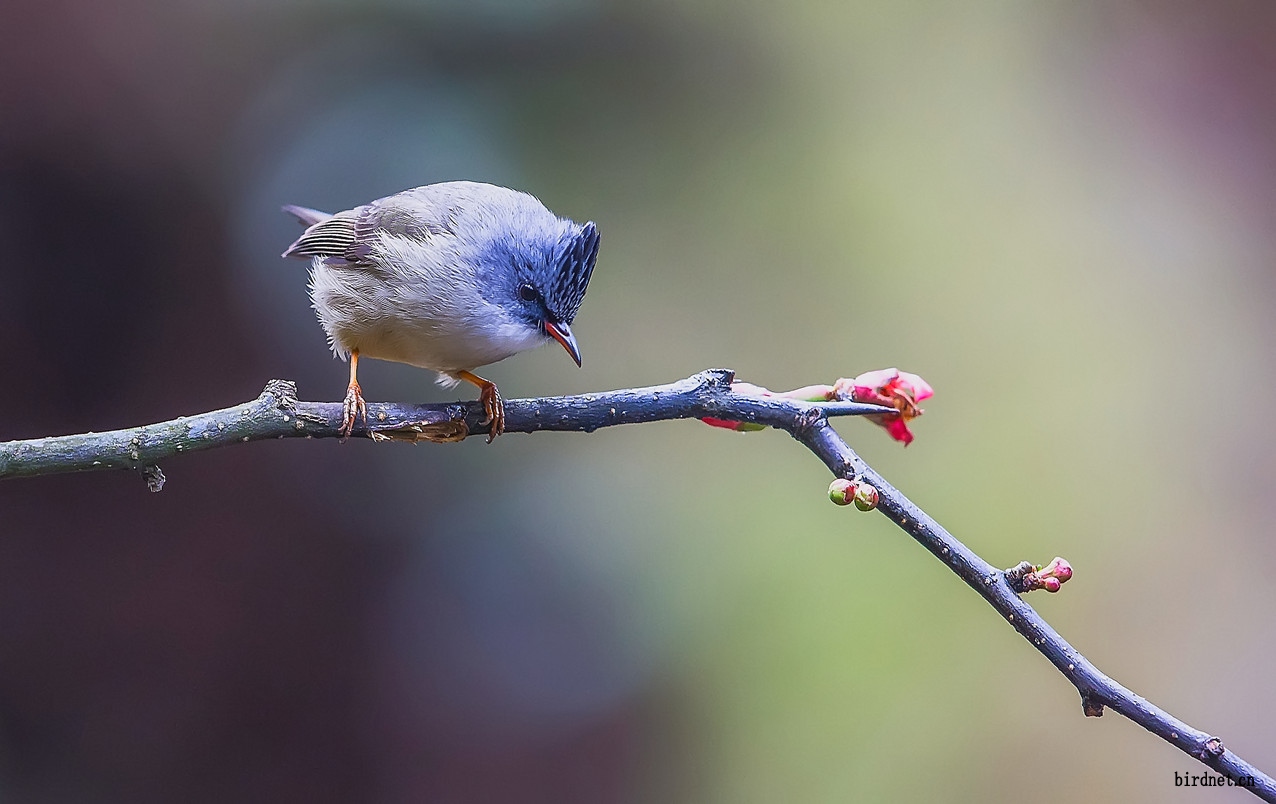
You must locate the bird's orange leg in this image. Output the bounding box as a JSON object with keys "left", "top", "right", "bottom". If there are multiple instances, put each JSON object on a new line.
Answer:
{"left": 340, "top": 350, "right": 367, "bottom": 441}
{"left": 457, "top": 370, "right": 504, "bottom": 443}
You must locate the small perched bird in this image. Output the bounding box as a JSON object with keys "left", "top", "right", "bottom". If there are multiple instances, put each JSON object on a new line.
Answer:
{"left": 282, "top": 181, "right": 600, "bottom": 441}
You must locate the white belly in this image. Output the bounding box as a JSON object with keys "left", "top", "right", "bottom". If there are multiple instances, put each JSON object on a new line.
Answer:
{"left": 308, "top": 259, "right": 546, "bottom": 378}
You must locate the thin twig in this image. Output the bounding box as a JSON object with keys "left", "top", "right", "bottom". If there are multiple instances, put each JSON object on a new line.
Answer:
{"left": 1, "top": 369, "right": 1271, "bottom": 799}
{"left": 797, "top": 424, "right": 1275, "bottom": 799}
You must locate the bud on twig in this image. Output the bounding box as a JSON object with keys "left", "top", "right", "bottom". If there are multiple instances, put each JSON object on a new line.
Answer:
{"left": 1006, "top": 557, "right": 1074, "bottom": 593}
{"left": 700, "top": 371, "right": 932, "bottom": 443}
{"left": 832, "top": 368, "right": 934, "bottom": 445}
{"left": 852, "top": 481, "right": 879, "bottom": 511}
{"left": 829, "top": 478, "right": 854, "bottom": 505}
{"left": 828, "top": 477, "right": 878, "bottom": 511}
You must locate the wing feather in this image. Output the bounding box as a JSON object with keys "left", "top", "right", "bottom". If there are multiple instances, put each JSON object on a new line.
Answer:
{"left": 281, "top": 214, "right": 359, "bottom": 260}
{"left": 356, "top": 190, "right": 457, "bottom": 241}
{"left": 282, "top": 182, "right": 524, "bottom": 266}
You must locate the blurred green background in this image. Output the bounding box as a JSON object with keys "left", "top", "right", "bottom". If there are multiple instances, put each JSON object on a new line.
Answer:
{"left": 2, "top": 1, "right": 1274, "bottom": 801}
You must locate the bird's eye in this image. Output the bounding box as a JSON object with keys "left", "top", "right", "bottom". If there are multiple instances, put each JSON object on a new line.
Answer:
{"left": 518, "top": 283, "right": 538, "bottom": 302}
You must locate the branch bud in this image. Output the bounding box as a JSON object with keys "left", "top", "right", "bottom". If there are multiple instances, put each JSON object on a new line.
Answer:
{"left": 828, "top": 477, "right": 878, "bottom": 511}
{"left": 1008, "top": 557, "right": 1074, "bottom": 593}
{"left": 829, "top": 478, "right": 855, "bottom": 505}
{"left": 833, "top": 368, "right": 934, "bottom": 445}
{"left": 853, "top": 481, "right": 879, "bottom": 511}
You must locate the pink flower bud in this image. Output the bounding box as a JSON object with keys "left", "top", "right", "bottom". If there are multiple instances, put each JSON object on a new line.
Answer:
{"left": 699, "top": 416, "right": 766, "bottom": 432}
{"left": 1020, "top": 557, "right": 1074, "bottom": 593}
{"left": 829, "top": 478, "right": 878, "bottom": 511}
{"left": 829, "top": 478, "right": 855, "bottom": 505}
{"left": 833, "top": 368, "right": 934, "bottom": 445}
{"left": 1040, "top": 557, "right": 1072, "bottom": 583}
{"left": 852, "top": 482, "right": 879, "bottom": 511}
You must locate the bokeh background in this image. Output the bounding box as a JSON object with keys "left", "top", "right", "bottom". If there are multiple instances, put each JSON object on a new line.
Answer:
{"left": 2, "top": 1, "right": 1275, "bottom": 801}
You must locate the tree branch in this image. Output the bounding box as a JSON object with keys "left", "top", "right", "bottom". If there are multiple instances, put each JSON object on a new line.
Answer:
{"left": 0, "top": 371, "right": 888, "bottom": 482}
{"left": 798, "top": 424, "right": 1274, "bottom": 798}
{"left": 2, "top": 369, "right": 1272, "bottom": 798}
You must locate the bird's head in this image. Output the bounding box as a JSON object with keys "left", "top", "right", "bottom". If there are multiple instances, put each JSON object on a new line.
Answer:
{"left": 501, "top": 220, "right": 600, "bottom": 366}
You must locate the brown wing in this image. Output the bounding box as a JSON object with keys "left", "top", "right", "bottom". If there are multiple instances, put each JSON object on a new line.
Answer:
{"left": 281, "top": 188, "right": 457, "bottom": 264}
{"left": 361, "top": 190, "right": 457, "bottom": 241}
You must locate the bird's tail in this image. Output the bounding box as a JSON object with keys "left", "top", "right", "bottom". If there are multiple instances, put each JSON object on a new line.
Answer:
{"left": 281, "top": 204, "right": 333, "bottom": 227}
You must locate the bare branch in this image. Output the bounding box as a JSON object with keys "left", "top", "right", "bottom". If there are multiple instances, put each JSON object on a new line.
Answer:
{"left": 797, "top": 423, "right": 1275, "bottom": 799}
{"left": 2, "top": 368, "right": 1272, "bottom": 799}
{"left": 0, "top": 371, "right": 887, "bottom": 481}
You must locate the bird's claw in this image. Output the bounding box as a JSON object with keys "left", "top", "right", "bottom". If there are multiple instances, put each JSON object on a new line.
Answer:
{"left": 340, "top": 381, "right": 367, "bottom": 442}
{"left": 478, "top": 383, "right": 505, "bottom": 443}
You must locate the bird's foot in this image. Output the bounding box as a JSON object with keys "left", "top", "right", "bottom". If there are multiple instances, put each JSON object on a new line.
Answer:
{"left": 340, "top": 380, "right": 367, "bottom": 442}
{"left": 478, "top": 382, "right": 505, "bottom": 443}
{"left": 455, "top": 370, "right": 505, "bottom": 443}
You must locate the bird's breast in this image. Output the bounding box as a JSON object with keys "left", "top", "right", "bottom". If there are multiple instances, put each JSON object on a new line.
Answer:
{"left": 308, "top": 251, "right": 545, "bottom": 372}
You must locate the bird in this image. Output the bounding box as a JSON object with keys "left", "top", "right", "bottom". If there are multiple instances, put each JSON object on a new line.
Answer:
{"left": 281, "top": 181, "right": 600, "bottom": 442}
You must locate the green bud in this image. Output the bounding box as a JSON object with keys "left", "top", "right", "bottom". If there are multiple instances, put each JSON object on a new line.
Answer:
{"left": 853, "top": 482, "right": 879, "bottom": 511}
{"left": 828, "top": 478, "right": 854, "bottom": 505}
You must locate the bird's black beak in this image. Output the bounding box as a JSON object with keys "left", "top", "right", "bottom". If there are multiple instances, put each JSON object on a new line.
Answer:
{"left": 543, "top": 320, "right": 582, "bottom": 367}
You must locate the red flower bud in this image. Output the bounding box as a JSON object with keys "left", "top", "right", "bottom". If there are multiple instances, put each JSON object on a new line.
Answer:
{"left": 1021, "top": 557, "right": 1074, "bottom": 593}
{"left": 834, "top": 368, "right": 934, "bottom": 445}
{"left": 828, "top": 477, "right": 878, "bottom": 511}
{"left": 700, "top": 416, "right": 766, "bottom": 432}
{"left": 829, "top": 478, "right": 855, "bottom": 505}
{"left": 700, "top": 371, "right": 933, "bottom": 444}
{"left": 852, "top": 482, "right": 879, "bottom": 511}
